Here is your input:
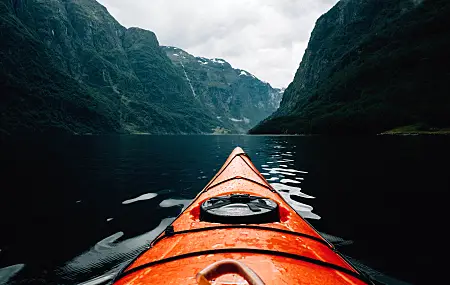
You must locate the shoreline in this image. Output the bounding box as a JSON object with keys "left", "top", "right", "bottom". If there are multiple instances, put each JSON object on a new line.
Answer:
{"left": 380, "top": 126, "right": 450, "bottom": 136}
{"left": 379, "top": 132, "right": 450, "bottom": 136}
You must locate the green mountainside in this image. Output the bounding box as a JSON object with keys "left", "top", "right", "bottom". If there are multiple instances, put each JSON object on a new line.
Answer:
{"left": 163, "top": 46, "right": 283, "bottom": 133}
{"left": 0, "top": 0, "right": 227, "bottom": 135}
{"left": 250, "top": 0, "right": 450, "bottom": 135}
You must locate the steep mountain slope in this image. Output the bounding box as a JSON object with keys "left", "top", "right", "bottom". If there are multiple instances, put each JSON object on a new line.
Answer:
{"left": 0, "top": 0, "right": 222, "bottom": 135}
{"left": 163, "top": 46, "right": 283, "bottom": 133}
{"left": 250, "top": 0, "right": 450, "bottom": 134}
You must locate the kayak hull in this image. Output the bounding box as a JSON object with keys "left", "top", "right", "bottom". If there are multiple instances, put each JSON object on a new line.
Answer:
{"left": 113, "top": 147, "right": 369, "bottom": 285}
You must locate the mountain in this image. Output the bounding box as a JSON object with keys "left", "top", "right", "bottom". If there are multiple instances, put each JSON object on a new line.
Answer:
{"left": 250, "top": 0, "right": 450, "bottom": 135}
{"left": 163, "top": 46, "right": 283, "bottom": 133}
{"left": 0, "top": 0, "right": 224, "bottom": 135}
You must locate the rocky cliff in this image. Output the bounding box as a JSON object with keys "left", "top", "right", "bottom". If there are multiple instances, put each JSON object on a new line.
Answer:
{"left": 163, "top": 46, "right": 283, "bottom": 133}
{"left": 0, "top": 0, "right": 224, "bottom": 135}
{"left": 250, "top": 0, "right": 450, "bottom": 134}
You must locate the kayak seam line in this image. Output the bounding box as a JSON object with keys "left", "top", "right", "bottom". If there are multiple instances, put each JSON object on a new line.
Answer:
{"left": 203, "top": 152, "right": 241, "bottom": 190}
{"left": 150, "top": 225, "right": 333, "bottom": 249}
{"left": 239, "top": 153, "right": 276, "bottom": 190}
{"left": 115, "top": 248, "right": 370, "bottom": 284}
{"left": 205, "top": 152, "right": 275, "bottom": 192}
{"left": 205, "top": 176, "right": 275, "bottom": 192}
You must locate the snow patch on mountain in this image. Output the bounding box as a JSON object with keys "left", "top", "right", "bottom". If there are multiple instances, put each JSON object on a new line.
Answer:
{"left": 211, "top": 58, "right": 226, "bottom": 64}
{"left": 239, "top": 70, "right": 256, "bottom": 79}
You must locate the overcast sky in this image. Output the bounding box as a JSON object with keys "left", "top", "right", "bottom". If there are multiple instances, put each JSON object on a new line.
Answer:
{"left": 97, "top": 0, "right": 339, "bottom": 88}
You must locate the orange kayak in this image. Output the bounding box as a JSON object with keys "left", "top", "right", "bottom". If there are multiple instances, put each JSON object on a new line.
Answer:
{"left": 112, "top": 147, "right": 371, "bottom": 285}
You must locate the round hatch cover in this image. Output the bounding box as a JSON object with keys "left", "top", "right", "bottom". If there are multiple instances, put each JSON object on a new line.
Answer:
{"left": 200, "top": 194, "right": 279, "bottom": 224}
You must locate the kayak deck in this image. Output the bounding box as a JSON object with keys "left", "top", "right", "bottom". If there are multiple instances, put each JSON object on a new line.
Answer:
{"left": 113, "top": 147, "right": 369, "bottom": 285}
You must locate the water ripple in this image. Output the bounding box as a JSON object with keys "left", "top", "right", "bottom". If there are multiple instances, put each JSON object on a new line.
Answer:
{"left": 262, "top": 169, "right": 298, "bottom": 176}
{"left": 159, "top": 199, "right": 191, "bottom": 209}
{"left": 263, "top": 149, "right": 320, "bottom": 220}
{"left": 279, "top": 179, "right": 301, "bottom": 184}
{"left": 122, "top": 193, "right": 158, "bottom": 205}
{"left": 271, "top": 183, "right": 315, "bottom": 199}
{"left": 266, "top": 177, "right": 279, "bottom": 181}
{"left": 278, "top": 191, "right": 321, "bottom": 220}
{"left": 0, "top": 264, "right": 25, "bottom": 284}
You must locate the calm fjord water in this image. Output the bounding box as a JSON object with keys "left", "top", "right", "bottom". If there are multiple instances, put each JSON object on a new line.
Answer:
{"left": 1, "top": 135, "right": 449, "bottom": 285}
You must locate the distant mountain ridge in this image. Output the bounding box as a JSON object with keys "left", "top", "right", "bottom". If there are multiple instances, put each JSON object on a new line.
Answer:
{"left": 163, "top": 46, "right": 283, "bottom": 133}
{"left": 0, "top": 0, "right": 281, "bottom": 135}
{"left": 250, "top": 0, "right": 450, "bottom": 134}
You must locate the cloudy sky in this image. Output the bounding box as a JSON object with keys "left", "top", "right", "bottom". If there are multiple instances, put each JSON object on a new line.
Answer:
{"left": 97, "top": 0, "right": 339, "bottom": 88}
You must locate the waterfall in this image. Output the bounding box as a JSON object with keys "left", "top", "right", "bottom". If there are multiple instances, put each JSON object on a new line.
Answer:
{"left": 179, "top": 61, "right": 197, "bottom": 98}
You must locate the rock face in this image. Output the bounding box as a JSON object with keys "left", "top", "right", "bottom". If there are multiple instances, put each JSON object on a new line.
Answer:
{"left": 250, "top": 0, "right": 450, "bottom": 134}
{"left": 0, "top": 0, "right": 223, "bottom": 135}
{"left": 163, "top": 46, "right": 283, "bottom": 133}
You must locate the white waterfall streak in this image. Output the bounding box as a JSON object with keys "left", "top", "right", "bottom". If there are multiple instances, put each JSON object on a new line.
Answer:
{"left": 179, "top": 61, "right": 197, "bottom": 98}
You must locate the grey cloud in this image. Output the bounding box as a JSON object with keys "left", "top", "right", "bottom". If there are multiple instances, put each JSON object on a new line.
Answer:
{"left": 268, "top": 0, "right": 338, "bottom": 19}
{"left": 97, "top": 0, "right": 338, "bottom": 87}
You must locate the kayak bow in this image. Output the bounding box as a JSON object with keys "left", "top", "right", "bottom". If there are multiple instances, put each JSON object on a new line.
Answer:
{"left": 113, "top": 147, "right": 370, "bottom": 285}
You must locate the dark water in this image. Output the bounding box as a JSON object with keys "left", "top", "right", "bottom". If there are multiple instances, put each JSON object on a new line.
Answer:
{"left": 0, "top": 135, "right": 449, "bottom": 285}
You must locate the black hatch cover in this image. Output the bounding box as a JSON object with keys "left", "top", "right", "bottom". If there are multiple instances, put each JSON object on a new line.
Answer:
{"left": 200, "top": 194, "right": 279, "bottom": 224}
